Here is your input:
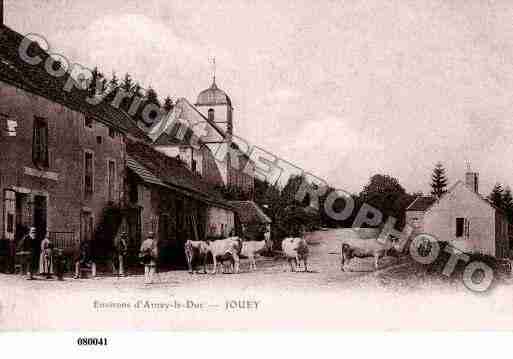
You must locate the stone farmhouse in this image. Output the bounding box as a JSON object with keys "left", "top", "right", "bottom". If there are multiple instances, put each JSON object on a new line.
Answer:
{"left": 407, "top": 170, "right": 510, "bottom": 259}
{"left": 0, "top": 4, "right": 265, "bottom": 271}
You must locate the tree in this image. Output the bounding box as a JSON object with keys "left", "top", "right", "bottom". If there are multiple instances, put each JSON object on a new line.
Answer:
{"left": 163, "top": 96, "right": 174, "bottom": 113}
{"left": 121, "top": 73, "right": 134, "bottom": 92}
{"left": 281, "top": 175, "right": 310, "bottom": 207}
{"left": 108, "top": 72, "right": 119, "bottom": 90}
{"left": 430, "top": 162, "right": 448, "bottom": 199}
{"left": 489, "top": 183, "right": 504, "bottom": 209}
{"left": 103, "top": 72, "right": 120, "bottom": 103}
{"left": 502, "top": 187, "right": 513, "bottom": 222}
{"left": 145, "top": 86, "right": 161, "bottom": 107}
{"left": 359, "top": 174, "right": 414, "bottom": 228}
{"left": 87, "top": 66, "right": 104, "bottom": 97}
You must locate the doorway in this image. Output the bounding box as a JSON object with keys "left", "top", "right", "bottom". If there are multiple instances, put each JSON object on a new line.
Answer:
{"left": 33, "top": 195, "right": 47, "bottom": 241}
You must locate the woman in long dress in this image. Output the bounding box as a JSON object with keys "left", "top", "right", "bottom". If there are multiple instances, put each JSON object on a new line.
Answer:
{"left": 39, "top": 235, "right": 54, "bottom": 278}
{"left": 139, "top": 232, "right": 158, "bottom": 284}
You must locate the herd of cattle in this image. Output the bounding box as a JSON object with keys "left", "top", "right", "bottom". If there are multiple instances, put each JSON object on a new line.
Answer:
{"left": 184, "top": 234, "right": 309, "bottom": 274}
{"left": 184, "top": 228, "right": 411, "bottom": 274}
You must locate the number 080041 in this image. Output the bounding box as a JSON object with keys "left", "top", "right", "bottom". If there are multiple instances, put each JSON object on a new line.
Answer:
{"left": 77, "top": 337, "right": 108, "bottom": 346}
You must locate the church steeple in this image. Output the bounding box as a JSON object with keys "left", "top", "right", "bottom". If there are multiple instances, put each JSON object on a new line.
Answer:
{"left": 196, "top": 62, "right": 233, "bottom": 136}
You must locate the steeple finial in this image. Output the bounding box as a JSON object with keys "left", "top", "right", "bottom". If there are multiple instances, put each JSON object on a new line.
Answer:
{"left": 212, "top": 57, "right": 216, "bottom": 86}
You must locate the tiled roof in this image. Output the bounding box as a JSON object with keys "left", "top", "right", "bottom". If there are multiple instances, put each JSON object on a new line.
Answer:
{"left": 228, "top": 201, "right": 272, "bottom": 224}
{"left": 148, "top": 98, "right": 227, "bottom": 144}
{"left": 406, "top": 196, "right": 437, "bottom": 211}
{"left": 0, "top": 25, "right": 149, "bottom": 141}
{"left": 126, "top": 157, "right": 167, "bottom": 188}
{"left": 126, "top": 140, "right": 232, "bottom": 209}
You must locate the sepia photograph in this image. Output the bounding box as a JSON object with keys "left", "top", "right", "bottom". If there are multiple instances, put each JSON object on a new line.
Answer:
{"left": 2, "top": 0, "right": 513, "bottom": 341}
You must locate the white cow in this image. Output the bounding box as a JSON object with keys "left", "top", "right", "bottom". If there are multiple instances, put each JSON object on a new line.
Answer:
{"left": 281, "top": 237, "right": 309, "bottom": 272}
{"left": 205, "top": 237, "right": 243, "bottom": 274}
{"left": 242, "top": 234, "right": 273, "bottom": 271}
{"left": 340, "top": 228, "right": 411, "bottom": 271}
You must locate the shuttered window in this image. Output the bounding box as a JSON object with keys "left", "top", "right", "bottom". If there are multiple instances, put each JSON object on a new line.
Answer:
{"left": 456, "top": 218, "right": 464, "bottom": 237}
{"left": 32, "top": 117, "right": 49, "bottom": 168}
{"left": 107, "top": 160, "right": 116, "bottom": 202}
{"left": 81, "top": 212, "right": 94, "bottom": 242}
{"left": 456, "top": 218, "right": 470, "bottom": 238}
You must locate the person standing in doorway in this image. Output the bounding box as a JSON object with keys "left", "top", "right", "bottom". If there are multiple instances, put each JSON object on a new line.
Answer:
{"left": 139, "top": 232, "right": 158, "bottom": 284}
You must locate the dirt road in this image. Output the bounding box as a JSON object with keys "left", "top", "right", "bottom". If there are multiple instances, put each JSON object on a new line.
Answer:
{"left": 2, "top": 229, "right": 513, "bottom": 330}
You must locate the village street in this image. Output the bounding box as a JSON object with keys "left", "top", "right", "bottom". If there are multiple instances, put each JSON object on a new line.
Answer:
{"left": 2, "top": 229, "right": 513, "bottom": 331}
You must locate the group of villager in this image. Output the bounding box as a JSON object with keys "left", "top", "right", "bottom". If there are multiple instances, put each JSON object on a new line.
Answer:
{"left": 14, "top": 227, "right": 65, "bottom": 280}
{"left": 12, "top": 223, "right": 412, "bottom": 284}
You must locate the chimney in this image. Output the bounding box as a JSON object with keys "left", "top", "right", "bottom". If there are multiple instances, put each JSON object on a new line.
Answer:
{"left": 465, "top": 171, "right": 479, "bottom": 193}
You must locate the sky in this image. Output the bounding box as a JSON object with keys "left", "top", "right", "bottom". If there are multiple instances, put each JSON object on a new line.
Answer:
{"left": 5, "top": 0, "right": 513, "bottom": 195}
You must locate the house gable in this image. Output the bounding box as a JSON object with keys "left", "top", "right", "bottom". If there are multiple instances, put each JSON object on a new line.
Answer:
{"left": 423, "top": 181, "right": 497, "bottom": 256}
{"left": 424, "top": 181, "right": 495, "bottom": 217}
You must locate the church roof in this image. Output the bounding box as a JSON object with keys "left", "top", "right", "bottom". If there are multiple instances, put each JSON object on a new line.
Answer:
{"left": 196, "top": 80, "right": 232, "bottom": 107}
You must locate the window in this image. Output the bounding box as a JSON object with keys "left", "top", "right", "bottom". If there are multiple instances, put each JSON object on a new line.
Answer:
{"left": 84, "top": 151, "right": 94, "bottom": 197}
{"left": 456, "top": 218, "right": 469, "bottom": 238}
{"left": 191, "top": 159, "right": 197, "bottom": 173}
{"left": 2, "top": 114, "right": 17, "bottom": 137}
{"left": 107, "top": 160, "right": 116, "bottom": 202}
{"left": 208, "top": 108, "right": 214, "bottom": 122}
{"left": 96, "top": 136, "right": 102, "bottom": 144}
{"left": 108, "top": 127, "right": 116, "bottom": 138}
{"left": 85, "top": 117, "right": 93, "bottom": 129}
{"left": 32, "top": 117, "right": 49, "bottom": 168}
{"left": 7, "top": 120, "right": 17, "bottom": 136}
{"left": 6, "top": 213, "right": 13, "bottom": 234}
{"left": 81, "top": 212, "right": 94, "bottom": 242}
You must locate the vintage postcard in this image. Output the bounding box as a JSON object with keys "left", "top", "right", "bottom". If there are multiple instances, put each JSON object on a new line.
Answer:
{"left": 1, "top": 0, "right": 513, "bottom": 336}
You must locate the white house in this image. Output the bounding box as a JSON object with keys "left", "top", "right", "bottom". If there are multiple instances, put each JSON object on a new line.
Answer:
{"left": 420, "top": 171, "right": 509, "bottom": 258}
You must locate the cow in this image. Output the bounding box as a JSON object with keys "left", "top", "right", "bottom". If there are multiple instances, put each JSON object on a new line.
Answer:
{"left": 281, "top": 237, "right": 309, "bottom": 272}
{"left": 184, "top": 240, "right": 209, "bottom": 274}
{"left": 242, "top": 234, "right": 273, "bottom": 271}
{"left": 340, "top": 229, "right": 411, "bottom": 271}
{"left": 205, "top": 237, "right": 243, "bottom": 274}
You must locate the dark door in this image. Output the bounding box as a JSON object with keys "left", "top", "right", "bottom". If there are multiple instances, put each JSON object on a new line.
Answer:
{"left": 33, "top": 196, "right": 47, "bottom": 264}
{"left": 33, "top": 196, "right": 47, "bottom": 241}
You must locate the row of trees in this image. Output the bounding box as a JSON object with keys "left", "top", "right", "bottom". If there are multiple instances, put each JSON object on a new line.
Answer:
{"left": 86, "top": 67, "right": 175, "bottom": 125}
{"left": 237, "top": 162, "right": 512, "bottom": 237}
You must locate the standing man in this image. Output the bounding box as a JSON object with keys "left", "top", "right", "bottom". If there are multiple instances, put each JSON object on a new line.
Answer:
{"left": 139, "top": 232, "right": 158, "bottom": 284}
{"left": 16, "top": 227, "right": 37, "bottom": 280}
{"left": 114, "top": 231, "right": 128, "bottom": 277}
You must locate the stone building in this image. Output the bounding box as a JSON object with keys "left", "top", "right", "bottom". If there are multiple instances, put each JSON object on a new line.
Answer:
{"left": 0, "top": 23, "right": 148, "bottom": 269}
{"left": 420, "top": 171, "right": 509, "bottom": 258}
{"left": 149, "top": 79, "right": 256, "bottom": 199}
{"left": 125, "top": 140, "right": 235, "bottom": 268}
